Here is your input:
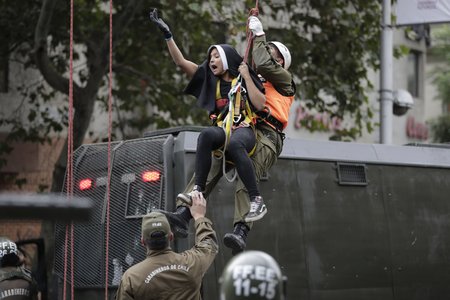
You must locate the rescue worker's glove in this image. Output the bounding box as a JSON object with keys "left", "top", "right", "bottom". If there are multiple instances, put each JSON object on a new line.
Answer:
{"left": 248, "top": 16, "right": 265, "bottom": 37}
{"left": 149, "top": 8, "right": 172, "bottom": 40}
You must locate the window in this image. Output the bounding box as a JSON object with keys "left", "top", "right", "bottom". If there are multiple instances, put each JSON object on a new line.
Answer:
{"left": 406, "top": 51, "right": 420, "bottom": 98}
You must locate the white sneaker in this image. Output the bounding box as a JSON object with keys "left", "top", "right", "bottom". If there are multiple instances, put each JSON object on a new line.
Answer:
{"left": 175, "top": 185, "right": 203, "bottom": 206}
{"left": 176, "top": 192, "right": 192, "bottom": 205}
{"left": 245, "top": 196, "right": 267, "bottom": 222}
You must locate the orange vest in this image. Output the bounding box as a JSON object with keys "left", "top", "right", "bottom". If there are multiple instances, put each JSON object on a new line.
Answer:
{"left": 263, "top": 81, "right": 294, "bottom": 130}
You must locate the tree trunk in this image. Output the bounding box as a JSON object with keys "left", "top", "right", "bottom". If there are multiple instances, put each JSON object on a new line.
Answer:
{"left": 34, "top": 0, "right": 142, "bottom": 297}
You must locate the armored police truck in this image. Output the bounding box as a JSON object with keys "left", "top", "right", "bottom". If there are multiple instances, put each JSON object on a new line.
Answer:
{"left": 54, "top": 127, "right": 450, "bottom": 299}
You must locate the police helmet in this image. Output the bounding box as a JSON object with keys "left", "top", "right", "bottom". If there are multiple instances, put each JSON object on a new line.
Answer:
{"left": 268, "top": 41, "right": 291, "bottom": 70}
{"left": 219, "top": 250, "right": 286, "bottom": 300}
{"left": 0, "top": 237, "right": 20, "bottom": 267}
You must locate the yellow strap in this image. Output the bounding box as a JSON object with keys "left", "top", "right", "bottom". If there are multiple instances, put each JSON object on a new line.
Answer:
{"left": 215, "top": 76, "right": 259, "bottom": 159}
{"left": 234, "top": 88, "right": 241, "bottom": 117}
{"left": 215, "top": 79, "right": 221, "bottom": 100}
{"left": 215, "top": 77, "right": 238, "bottom": 128}
{"left": 211, "top": 67, "right": 259, "bottom": 182}
{"left": 216, "top": 78, "right": 238, "bottom": 102}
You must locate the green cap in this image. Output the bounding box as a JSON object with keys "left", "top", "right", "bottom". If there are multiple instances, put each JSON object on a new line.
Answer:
{"left": 142, "top": 212, "right": 171, "bottom": 240}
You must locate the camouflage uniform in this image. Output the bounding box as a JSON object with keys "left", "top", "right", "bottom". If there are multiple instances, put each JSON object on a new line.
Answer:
{"left": 181, "top": 34, "right": 296, "bottom": 228}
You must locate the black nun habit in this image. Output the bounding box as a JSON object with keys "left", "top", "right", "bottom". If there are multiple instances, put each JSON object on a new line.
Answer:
{"left": 184, "top": 44, "right": 265, "bottom": 113}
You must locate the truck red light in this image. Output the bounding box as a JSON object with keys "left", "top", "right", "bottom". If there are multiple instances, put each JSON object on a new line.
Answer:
{"left": 79, "top": 179, "right": 93, "bottom": 190}
{"left": 142, "top": 171, "right": 160, "bottom": 182}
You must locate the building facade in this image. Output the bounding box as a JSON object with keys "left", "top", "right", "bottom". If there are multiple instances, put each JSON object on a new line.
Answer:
{"left": 285, "top": 24, "right": 446, "bottom": 145}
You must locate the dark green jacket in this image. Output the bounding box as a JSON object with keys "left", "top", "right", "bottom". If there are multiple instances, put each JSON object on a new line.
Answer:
{"left": 251, "top": 35, "right": 296, "bottom": 97}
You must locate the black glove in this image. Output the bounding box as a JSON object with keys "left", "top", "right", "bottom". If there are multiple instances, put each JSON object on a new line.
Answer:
{"left": 149, "top": 8, "right": 172, "bottom": 40}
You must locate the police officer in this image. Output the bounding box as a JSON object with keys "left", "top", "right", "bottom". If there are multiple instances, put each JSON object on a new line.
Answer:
{"left": 219, "top": 250, "right": 287, "bottom": 300}
{"left": 115, "top": 191, "right": 218, "bottom": 300}
{"left": 0, "top": 237, "right": 38, "bottom": 300}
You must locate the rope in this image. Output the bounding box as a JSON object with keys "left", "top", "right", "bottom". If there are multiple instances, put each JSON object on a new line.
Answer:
{"left": 243, "top": 0, "right": 259, "bottom": 63}
{"left": 104, "top": 0, "right": 114, "bottom": 298}
{"left": 218, "top": 0, "right": 260, "bottom": 183}
{"left": 64, "top": 1, "right": 114, "bottom": 298}
{"left": 220, "top": 77, "right": 242, "bottom": 183}
{"left": 63, "top": 0, "right": 75, "bottom": 300}
{"left": 63, "top": 0, "right": 75, "bottom": 298}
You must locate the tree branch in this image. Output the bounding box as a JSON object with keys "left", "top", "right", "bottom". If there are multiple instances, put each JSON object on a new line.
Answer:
{"left": 34, "top": 0, "right": 81, "bottom": 96}
{"left": 105, "top": 0, "right": 142, "bottom": 52}
{"left": 84, "top": 0, "right": 142, "bottom": 106}
{"left": 113, "top": 63, "right": 154, "bottom": 82}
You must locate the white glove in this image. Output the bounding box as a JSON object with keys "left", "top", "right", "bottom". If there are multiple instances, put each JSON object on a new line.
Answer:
{"left": 248, "top": 16, "right": 264, "bottom": 36}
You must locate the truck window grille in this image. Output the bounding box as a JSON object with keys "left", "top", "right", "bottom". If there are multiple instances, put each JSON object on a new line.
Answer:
{"left": 55, "top": 135, "right": 169, "bottom": 288}
{"left": 336, "top": 162, "right": 368, "bottom": 186}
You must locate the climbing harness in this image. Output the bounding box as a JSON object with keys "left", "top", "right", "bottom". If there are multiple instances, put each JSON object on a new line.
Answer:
{"left": 211, "top": 1, "right": 261, "bottom": 182}
{"left": 212, "top": 75, "right": 258, "bottom": 182}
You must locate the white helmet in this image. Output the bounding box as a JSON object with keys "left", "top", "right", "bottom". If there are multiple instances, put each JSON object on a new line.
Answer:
{"left": 269, "top": 41, "right": 291, "bottom": 70}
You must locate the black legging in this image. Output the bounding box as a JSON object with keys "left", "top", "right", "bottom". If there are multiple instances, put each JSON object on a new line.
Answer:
{"left": 195, "top": 126, "right": 260, "bottom": 198}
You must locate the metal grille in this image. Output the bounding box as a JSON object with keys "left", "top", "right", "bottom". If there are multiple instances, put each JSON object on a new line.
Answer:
{"left": 55, "top": 135, "right": 169, "bottom": 288}
{"left": 336, "top": 162, "right": 368, "bottom": 186}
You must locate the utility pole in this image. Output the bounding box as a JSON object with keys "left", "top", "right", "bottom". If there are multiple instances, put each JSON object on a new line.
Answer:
{"left": 380, "top": 0, "right": 393, "bottom": 144}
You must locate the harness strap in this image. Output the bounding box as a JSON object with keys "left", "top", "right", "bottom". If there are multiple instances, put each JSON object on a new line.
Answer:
{"left": 259, "top": 115, "right": 284, "bottom": 133}
{"left": 256, "top": 108, "right": 284, "bottom": 133}
{"left": 234, "top": 89, "right": 242, "bottom": 118}
{"left": 213, "top": 77, "right": 259, "bottom": 182}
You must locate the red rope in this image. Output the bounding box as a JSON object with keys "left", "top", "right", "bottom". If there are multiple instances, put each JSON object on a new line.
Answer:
{"left": 70, "top": 222, "right": 74, "bottom": 300}
{"left": 64, "top": 0, "right": 113, "bottom": 298}
{"left": 63, "top": 227, "right": 68, "bottom": 299}
{"left": 105, "top": 0, "right": 113, "bottom": 298}
{"left": 64, "top": 0, "right": 75, "bottom": 298}
{"left": 243, "top": 0, "right": 260, "bottom": 64}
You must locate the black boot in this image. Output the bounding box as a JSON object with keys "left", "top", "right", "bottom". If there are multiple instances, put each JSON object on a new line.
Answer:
{"left": 223, "top": 222, "right": 250, "bottom": 255}
{"left": 157, "top": 206, "right": 192, "bottom": 238}
{"left": 176, "top": 185, "right": 203, "bottom": 206}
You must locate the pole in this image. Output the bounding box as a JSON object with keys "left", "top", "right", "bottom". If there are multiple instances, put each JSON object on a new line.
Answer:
{"left": 380, "top": 0, "right": 393, "bottom": 144}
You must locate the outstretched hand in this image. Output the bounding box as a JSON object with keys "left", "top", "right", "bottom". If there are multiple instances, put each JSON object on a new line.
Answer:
{"left": 149, "top": 8, "right": 173, "bottom": 40}
{"left": 189, "top": 191, "right": 207, "bottom": 220}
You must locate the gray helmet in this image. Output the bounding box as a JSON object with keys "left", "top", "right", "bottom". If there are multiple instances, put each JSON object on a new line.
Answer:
{"left": 0, "top": 237, "right": 20, "bottom": 267}
{"left": 219, "top": 250, "right": 286, "bottom": 300}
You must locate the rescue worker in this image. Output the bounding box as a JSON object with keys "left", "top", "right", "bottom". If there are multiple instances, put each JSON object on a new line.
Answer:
{"left": 0, "top": 237, "right": 38, "bottom": 300}
{"left": 223, "top": 15, "right": 296, "bottom": 254}
{"left": 219, "top": 250, "right": 287, "bottom": 300}
{"left": 115, "top": 191, "right": 218, "bottom": 300}
{"left": 162, "top": 14, "right": 296, "bottom": 255}
{"left": 149, "top": 9, "right": 268, "bottom": 227}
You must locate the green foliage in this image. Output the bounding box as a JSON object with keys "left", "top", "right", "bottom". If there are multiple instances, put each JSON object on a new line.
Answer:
{"left": 394, "top": 44, "right": 410, "bottom": 59}
{"left": 1, "top": 0, "right": 380, "bottom": 138}
{"left": 429, "top": 25, "right": 450, "bottom": 143}
{"left": 430, "top": 115, "right": 450, "bottom": 143}
{"left": 252, "top": 0, "right": 381, "bottom": 140}
{"left": 430, "top": 25, "right": 450, "bottom": 105}
{"left": 0, "top": 0, "right": 383, "bottom": 175}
